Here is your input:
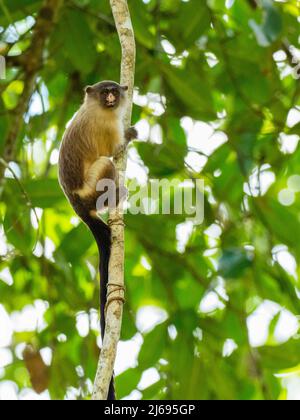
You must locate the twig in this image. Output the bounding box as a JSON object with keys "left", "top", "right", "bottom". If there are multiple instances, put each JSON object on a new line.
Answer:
{"left": 92, "top": 0, "right": 136, "bottom": 400}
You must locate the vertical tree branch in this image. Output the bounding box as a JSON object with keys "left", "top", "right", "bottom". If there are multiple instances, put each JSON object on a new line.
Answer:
{"left": 0, "top": 0, "right": 63, "bottom": 188}
{"left": 92, "top": 0, "right": 135, "bottom": 400}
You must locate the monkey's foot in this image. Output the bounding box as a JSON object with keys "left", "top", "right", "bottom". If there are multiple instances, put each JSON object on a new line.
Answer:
{"left": 114, "top": 127, "right": 138, "bottom": 158}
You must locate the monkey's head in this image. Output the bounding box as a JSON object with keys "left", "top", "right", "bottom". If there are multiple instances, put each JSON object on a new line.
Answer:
{"left": 85, "top": 81, "right": 128, "bottom": 111}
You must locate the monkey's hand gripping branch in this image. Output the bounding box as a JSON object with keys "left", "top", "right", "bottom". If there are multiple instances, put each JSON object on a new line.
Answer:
{"left": 92, "top": 0, "right": 136, "bottom": 401}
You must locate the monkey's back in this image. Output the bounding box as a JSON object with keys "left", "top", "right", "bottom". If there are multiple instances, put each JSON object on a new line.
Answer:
{"left": 58, "top": 128, "right": 85, "bottom": 196}
{"left": 58, "top": 103, "right": 123, "bottom": 218}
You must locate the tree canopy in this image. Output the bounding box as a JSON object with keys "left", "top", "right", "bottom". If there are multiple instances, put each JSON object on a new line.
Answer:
{"left": 0, "top": 0, "right": 300, "bottom": 400}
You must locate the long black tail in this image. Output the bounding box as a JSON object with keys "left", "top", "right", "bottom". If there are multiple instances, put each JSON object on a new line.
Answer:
{"left": 82, "top": 214, "right": 115, "bottom": 400}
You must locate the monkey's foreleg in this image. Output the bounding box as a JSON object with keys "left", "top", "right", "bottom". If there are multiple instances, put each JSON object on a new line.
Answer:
{"left": 114, "top": 127, "right": 138, "bottom": 158}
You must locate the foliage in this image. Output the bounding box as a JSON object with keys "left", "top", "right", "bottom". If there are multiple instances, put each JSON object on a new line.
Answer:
{"left": 0, "top": 0, "right": 300, "bottom": 400}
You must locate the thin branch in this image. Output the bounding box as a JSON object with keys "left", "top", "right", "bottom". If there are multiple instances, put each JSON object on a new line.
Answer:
{"left": 92, "top": 0, "right": 136, "bottom": 400}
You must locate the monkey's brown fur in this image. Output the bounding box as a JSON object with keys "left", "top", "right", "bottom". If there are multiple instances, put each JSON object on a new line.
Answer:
{"left": 59, "top": 81, "right": 136, "bottom": 217}
{"left": 58, "top": 81, "right": 137, "bottom": 401}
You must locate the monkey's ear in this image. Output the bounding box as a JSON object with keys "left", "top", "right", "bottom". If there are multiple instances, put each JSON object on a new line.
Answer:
{"left": 85, "top": 86, "right": 93, "bottom": 94}
{"left": 121, "top": 85, "right": 129, "bottom": 91}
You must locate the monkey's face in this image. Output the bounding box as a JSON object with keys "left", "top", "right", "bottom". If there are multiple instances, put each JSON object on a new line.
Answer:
{"left": 85, "top": 82, "right": 128, "bottom": 111}
{"left": 100, "top": 86, "right": 122, "bottom": 109}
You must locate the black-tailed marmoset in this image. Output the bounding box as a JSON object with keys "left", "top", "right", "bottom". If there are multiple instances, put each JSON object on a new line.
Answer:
{"left": 58, "top": 81, "right": 137, "bottom": 400}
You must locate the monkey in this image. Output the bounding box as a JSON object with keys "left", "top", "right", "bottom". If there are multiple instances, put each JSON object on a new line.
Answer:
{"left": 58, "top": 81, "right": 137, "bottom": 400}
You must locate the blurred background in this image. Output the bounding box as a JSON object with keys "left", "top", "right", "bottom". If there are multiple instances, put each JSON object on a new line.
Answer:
{"left": 0, "top": 0, "right": 300, "bottom": 400}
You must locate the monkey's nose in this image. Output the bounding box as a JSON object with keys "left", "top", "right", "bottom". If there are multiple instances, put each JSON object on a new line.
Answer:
{"left": 107, "top": 93, "right": 115, "bottom": 103}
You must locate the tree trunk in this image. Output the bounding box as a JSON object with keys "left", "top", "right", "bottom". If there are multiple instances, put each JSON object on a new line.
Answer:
{"left": 92, "top": 0, "right": 136, "bottom": 401}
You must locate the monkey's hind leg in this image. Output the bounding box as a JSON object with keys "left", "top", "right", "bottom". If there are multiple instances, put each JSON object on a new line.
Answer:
{"left": 90, "top": 157, "right": 127, "bottom": 212}
{"left": 76, "top": 157, "right": 117, "bottom": 212}
{"left": 85, "top": 157, "right": 116, "bottom": 190}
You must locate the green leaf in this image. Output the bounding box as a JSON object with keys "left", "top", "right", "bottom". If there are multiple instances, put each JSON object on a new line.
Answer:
{"left": 219, "top": 248, "right": 252, "bottom": 279}
{"left": 257, "top": 198, "right": 300, "bottom": 256}
{"left": 138, "top": 323, "right": 168, "bottom": 369}
{"left": 130, "top": 0, "right": 155, "bottom": 49}
{"left": 55, "top": 223, "right": 94, "bottom": 263}
{"left": 161, "top": 64, "right": 215, "bottom": 120}
{"left": 137, "top": 142, "right": 184, "bottom": 177}
{"left": 223, "top": 312, "right": 248, "bottom": 345}
{"left": 54, "top": 9, "right": 96, "bottom": 74}
{"left": 4, "top": 178, "right": 65, "bottom": 209}
{"left": 261, "top": 0, "right": 283, "bottom": 42}
{"left": 115, "top": 368, "right": 141, "bottom": 399}
{"left": 142, "top": 379, "right": 164, "bottom": 400}
{"left": 0, "top": 0, "right": 41, "bottom": 25}
{"left": 259, "top": 339, "right": 300, "bottom": 370}
{"left": 3, "top": 207, "right": 34, "bottom": 255}
{"left": 176, "top": 0, "right": 210, "bottom": 47}
{"left": 249, "top": 0, "right": 282, "bottom": 46}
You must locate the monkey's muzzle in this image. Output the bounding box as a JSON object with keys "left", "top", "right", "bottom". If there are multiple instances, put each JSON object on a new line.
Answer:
{"left": 106, "top": 93, "right": 117, "bottom": 107}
